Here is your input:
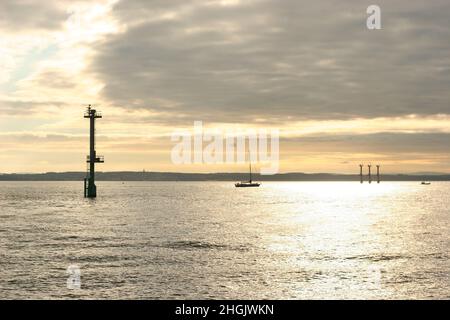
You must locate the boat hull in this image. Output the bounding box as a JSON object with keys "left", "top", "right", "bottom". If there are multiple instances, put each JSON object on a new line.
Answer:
{"left": 235, "top": 183, "right": 261, "bottom": 188}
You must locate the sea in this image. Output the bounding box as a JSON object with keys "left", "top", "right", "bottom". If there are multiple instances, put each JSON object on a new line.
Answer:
{"left": 0, "top": 181, "right": 448, "bottom": 299}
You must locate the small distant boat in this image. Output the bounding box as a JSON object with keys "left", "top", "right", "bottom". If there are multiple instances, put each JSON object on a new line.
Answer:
{"left": 235, "top": 181, "right": 261, "bottom": 188}
{"left": 235, "top": 162, "right": 260, "bottom": 188}
{"left": 421, "top": 181, "right": 431, "bottom": 185}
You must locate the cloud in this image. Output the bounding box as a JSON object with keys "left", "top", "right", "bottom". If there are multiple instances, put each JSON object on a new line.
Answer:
{"left": 0, "top": 0, "right": 118, "bottom": 119}
{"left": 0, "top": 1, "right": 62, "bottom": 31}
{"left": 1, "top": 0, "right": 449, "bottom": 173}
{"left": 0, "top": 99, "right": 66, "bottom": 115}
{"left": 282, "top": 132, "right": 450, "bottom": 154}
{"left": 0, "top": 1, "right": 74, "bottom": 31}
{"left": 89, "top": 0, "right": 450, "bottom": 123}
{"left": 0, "top": 130, "right": 448, "bottom": 174}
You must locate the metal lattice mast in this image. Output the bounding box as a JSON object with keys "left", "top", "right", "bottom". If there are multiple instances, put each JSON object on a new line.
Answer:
{"left": 84, "top": 105, "right": 104, "bottom": 198}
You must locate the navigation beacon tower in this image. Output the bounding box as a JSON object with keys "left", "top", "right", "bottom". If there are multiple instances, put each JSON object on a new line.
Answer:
{"left": 84, "top": 105, "right": 104, "bottom": 198}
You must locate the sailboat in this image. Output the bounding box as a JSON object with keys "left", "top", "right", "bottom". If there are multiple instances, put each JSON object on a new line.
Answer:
{"left": 235, "top": 162, "right": 261, "bottom": 188}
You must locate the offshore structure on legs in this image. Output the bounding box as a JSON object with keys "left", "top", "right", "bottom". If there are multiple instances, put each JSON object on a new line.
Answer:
{"left": 359, "top": 164, "right": 381, "bottom": 184}
{"left": 84, "top": 105, "right": 104, "bottom": 198}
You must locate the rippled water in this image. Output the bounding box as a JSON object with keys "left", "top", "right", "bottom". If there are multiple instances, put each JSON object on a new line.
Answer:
{"left": 0, "top": 181, "right": 448, "bottom": 299}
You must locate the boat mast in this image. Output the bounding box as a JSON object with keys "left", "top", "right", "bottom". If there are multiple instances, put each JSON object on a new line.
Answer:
{"left": 249, "top": 162, "right": 252, "bottom": 183}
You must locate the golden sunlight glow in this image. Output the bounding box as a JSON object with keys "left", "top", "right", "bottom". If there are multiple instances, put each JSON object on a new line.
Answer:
{"left": 0, "top": 1, "right": 449, "bottom": 174}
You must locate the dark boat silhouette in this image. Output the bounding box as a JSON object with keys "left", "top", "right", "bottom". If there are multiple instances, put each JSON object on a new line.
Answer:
{"left": 235, "top": 162, "right": 260, "bottom": 188}
{"left": 421, "top": 181, "right": 431, "bottom": 185}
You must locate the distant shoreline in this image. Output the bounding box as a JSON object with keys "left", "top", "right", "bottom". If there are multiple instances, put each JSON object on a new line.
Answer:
{"left": 1, "top": 172, "right": 449, "bottom": 181}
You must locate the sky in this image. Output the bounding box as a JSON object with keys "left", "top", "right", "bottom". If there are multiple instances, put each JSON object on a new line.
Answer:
{"left": 0, "top": 0, "right": 449, "bottom": 174}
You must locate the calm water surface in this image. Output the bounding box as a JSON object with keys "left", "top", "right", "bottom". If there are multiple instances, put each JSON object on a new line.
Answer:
{"left": 0, "top": 181, "right": 448, "bottom": 299}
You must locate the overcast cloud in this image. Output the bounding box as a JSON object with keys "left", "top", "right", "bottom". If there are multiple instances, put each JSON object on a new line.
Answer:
{"left": 89, "top": 0, "right": 450, "bottom": 123}
{"left": 1, "top": 0, "right": 449, "bottom": 173}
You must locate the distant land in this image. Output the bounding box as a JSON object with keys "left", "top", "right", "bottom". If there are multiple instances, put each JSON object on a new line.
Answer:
{"left": 1, "top": 172, "right": 450, "bottom": 181}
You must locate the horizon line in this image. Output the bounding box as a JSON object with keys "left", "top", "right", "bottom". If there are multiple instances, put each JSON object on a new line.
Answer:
{"left": 1, "top": 171, "right": 449, "bottom": 176}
